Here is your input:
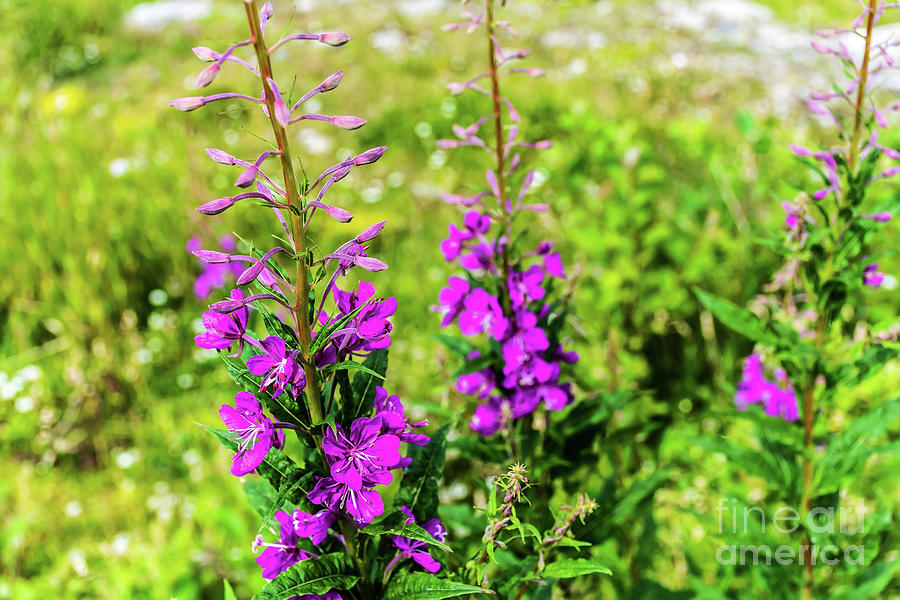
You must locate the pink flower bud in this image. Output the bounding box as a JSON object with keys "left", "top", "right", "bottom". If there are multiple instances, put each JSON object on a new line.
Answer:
{"left": 195, "top": 63, "right": 220, "bottom": 88}
{"left": 235, "top": 165, "right": 259, "bottom": 188}
{"left": 355, "top": 256, "right": 388, "bottom": 271}
{"left": 192, "top": 249, "right": 231, "bottom": 263}
{"left": 320, "top": 70, "right": 344, "bottom": 92}
{"left": 206, "top": 148, "right": 236, "bottom": 165}
{"left": 862, "top": 212, "right": 892, "bottom": 222}
{"left": 169, "top": 97, "right": 205, "bottom": 111}
{"left": 326, "top": 205, "right": 354, "bottom": 222}
{"left": 266, "top": 78, "right": 291, "bottom": 127}
{"left": 237, "top": 261, "right": 266, "bottom": 285}
{"left": 446, "top": 82, "right": 467, "bottom": 95}
{"left": 210, "top": 298, "right": 246, "bottom": 313}
{"left": 332, "top": 165, "right": 352, "bottom": 182}
{"left": 790, "top": 144, "right": 814, "bottom": 157}
{"left": 353, "top": 146, "right": 388, "bottom": 166}
{"left": 533, "top": 140, "right": 553, "bottom": 149}
{"left": 330, "top": 115, "right": 367, "bottom": 130}
{"left": 196, "top": 197, "right": 235, "bottom": 215}
{"left": 318, "top": 32, "right": 352, "bottom": 46}
{"left": 436, "top": 139, "right": 461, "bottom": 149}
{"left": 356, "top": 221, "right": 386, "bottom": 242}
{"left": 193, "top": 46, "right": 217, "bottom": 61}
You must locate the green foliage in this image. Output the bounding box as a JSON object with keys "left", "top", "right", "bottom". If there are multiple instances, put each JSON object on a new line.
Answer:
{"left": 254, "top": 553, "right": 359, "bottom": 600}
{"left": 541, "top": 558, "right": 612, "bottom": 579}
{"left": 382, "top": 572, "right": 491, "bottom": 600}
{"left": 397, "top": 424, "right": 450, "bottom": 519}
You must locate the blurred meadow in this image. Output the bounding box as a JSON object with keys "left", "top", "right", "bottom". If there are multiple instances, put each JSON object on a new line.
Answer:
{"left": 1, "top": 0, "right": 898, "bottom": 598}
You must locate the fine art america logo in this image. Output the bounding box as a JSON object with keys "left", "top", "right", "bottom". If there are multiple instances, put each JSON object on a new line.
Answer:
{"left": 716, "top": 498, "right": 868, "bottom": 566}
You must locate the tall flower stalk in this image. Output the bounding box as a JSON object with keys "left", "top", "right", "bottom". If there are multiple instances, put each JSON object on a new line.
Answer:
{"left": 435, "top": 0, "right": 579, "bottom": 449}
{"left": 170, "top": 3, "right": 488, "bottom": 598}
{"left": 699, "top": 2, "right": 899, "bottom": 597}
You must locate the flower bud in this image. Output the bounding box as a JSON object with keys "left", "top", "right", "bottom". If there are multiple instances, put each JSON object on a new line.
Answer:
{"left": 192, "top": 249, "right": 231, "bottom": 263}
{"left": 446, "top": 82, "right": 467, "bottom": 95}
{"left": 206, "top": 148, "right": 235, "bottom": 165}
{"left": 356, "top": 221, "right": 386, "bottom": 242}
{"left": 533, "top": 140, "right": 553, "bottom": 149}
{"left": 330, "top": 115, "right": 367, "bottom": 130}
{"left": 235, "top": 165, "right": 259, "bottom": 188}
{"left": 862, "top": 212, "right": 892, "bottom": 222}
{"left": 196, "top": 197, "right": 235, "bottom": 215}
{"left": 326, "top": 205, "right": 354, "bottom": 222}
{"left": 210, "top": 298, "right": 246, "bottom": 313}
{"left": 355, "top": 256, "right": 389, "bottom": 271}
{"left": 318, "top": 32, "right": 352, "bottom": 46}
{"left": 319, "top": 70, "right": 344, "bottom": 92}
{"left": 193, "top": 46, "right": 217, "bottom": 61}
{"left": 237, "top": 261, "right": 266, "bottom": 285}
{"left": 195, "top": 63, "right": 220, "bottom": 88}
{"left": 169, "top": 97, "right": 206, "bottom": 111}
{"left": 353, "top": 146, "right": 388, "bottom": 166}
{"left": 266, "top": 78, "right": 290, "bottom": 126}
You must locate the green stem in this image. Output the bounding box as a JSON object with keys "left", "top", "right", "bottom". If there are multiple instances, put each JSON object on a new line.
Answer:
{"left": 243, "top": 1, "right": 326, "bottom": 443}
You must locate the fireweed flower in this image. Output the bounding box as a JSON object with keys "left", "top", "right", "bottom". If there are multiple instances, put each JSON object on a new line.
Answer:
{"left": 863, "top": 263, "right": 886, "bottom": 287}
{"left": 219, "top": 391, "right": 278, "bottom": 476}
{"left": 384, "top": 506, "right": 447, "bottom": 575}
{"left": 433, "top": 0, "right": 581, "bottom": 436}
{"left": 194, "top": 288, "right": 249, "bottom": 356}
{"left": 734, "top": 354, "right": 798, "bottom": 422}
{"left": 307, "top": 476, "right": 385, "bottom": 527}
{"left": 247, "top": 336, "right": 306, "bottom": 398}
{"left": 290, "top": 593, "right": 343, "bottom": 600}
{"left": 292, "top": 508, "right": 336, "bottom": 546}
{"left": 318, "top": 281, "right": 396, "bottom": 360}
{"left": 374, "top": 386, "right": 430, "bottom": 449}
{"left": 322, "top": 416, "right": 402, "bottom": 489}
{"left": 255, "top": 510, "right": 315, "bottom": 579}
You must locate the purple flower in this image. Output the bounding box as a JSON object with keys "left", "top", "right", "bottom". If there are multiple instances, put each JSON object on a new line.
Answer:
{"left": 195, "top": 288, "right": 249, "bottom": 356}
{"left": 864, "top": 263, "right": 886, "bottom": 287}
{"left": 219, "top": 391, "right": 277, "bottom": 476}
{"left": 508, "top": 265, "right": 546, "bottom": 307}
{"left": 374, "top": 386, "right": 430, "bottom": 450}
{"left": 388, "top": 506, "right": 446, "bottom": 574}
{"left": 247, "top": 336, "right": 306, "bottom": 398}
{"left": 307, "top": 476, "right": 384, "bottom": 527}
{"left": 187, "top": 236, "right": 243, "bottom": 298}
{"left": 457, "top": 365, "right": 495, "bottom": 399}
{"left": 323, "top": 281, "right": 397, "bottom": 358}
{"left": 501, "top": 312, "right": 549, "bottom": 371}
{"left": 734, "top": 354, "right": 799, "bottom": 422}
{"left": 256, "top": 510, "right": 315, "bottom": 579}
{"left": 434, "top": 276, "right": 470, "bottom": 327}
{"left": 470, "top": 400, "right": 503, "bottom": 436}
{"left": 440, "top": 223, "right": 472, "bottom": 262}
{"left": 322, "top": 416, "right": 402, "bottom": 490}
{"left": 458, "top": 288, "right": 509, "bottom": 340}
{"left": 463, "top": 210, "right": 491, "bottom": 234}
{"left": 459, "top": 241, "right": 497, "bottom": 272}
{"left": 292, "top": 509, "right": 336, "bottom": 546}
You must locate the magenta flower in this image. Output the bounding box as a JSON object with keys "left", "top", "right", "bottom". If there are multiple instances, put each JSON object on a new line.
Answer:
{"left": 289, "top": 593, "right": 342, "bottom": 600}
{"left": 307, "top": 476, "right": 384, "bottom": 527}
{"left": 255, "top": 510, "right": 315, "bottom": 579}
{"left": 501, "top": 312, "right": 549, "bottom": 371}
{"left": 292, "top": 508, "right": 336, "bottom": 546}
{"left": 863, "top": 263, "right": 885, "bottom": 287}
{"left": 386, "top": 506, "right": 446, "bottom": 575}
{"left": 434, "top": 276, "right": 471, "bottom": 327}
{"left": 374, "top": 386, "right": 430, "bottom": 448}
{"left": 508, "top": 265, "right": 546, "bottom": 307}
{"left": 440, "top": 223, "right": 473, "bottom": 262}
{"left": 322, "top": 416, "right": 401, "bottom": 489}
{"left": 321, "top": 281, "right": 397, "bottom": 359}
{"left": 458, "top": 288, "right": 508, "bottom": 340}
{"left": 247, "top": 336, "right": 306, "bottom": 398}
{"left": 734, "top": 354, "right": 799, "bottom": 422}
{"left": 195, "top": 288, "right": 249, "bottom": 356}
{"left": 470, "top": 400, "right": 503, "bottom": 436}
{"left": 219, "top": 391, "right": 277, "bottom": 476}
{"left": 187, "top": 236, "right": 243, "bottom": 298}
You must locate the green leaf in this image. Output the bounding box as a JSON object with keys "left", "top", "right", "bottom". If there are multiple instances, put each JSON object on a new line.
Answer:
{"left": 541, "top": 558, "right": 611, "bottom": 578}
{"left": 224, "top": 579, "right": 238, "bottom": 600}
{"left": 244, "top": 479, "right": 277, "bottom": 518}
{"left": 814, "top": 398, "right": 900, "bottom": 495}
{"left": 254, "top": 553, "right": 358, "bottom": 600}
{"left": 199, "top": 424, "right": 298, "bottom": 490}
{"left": 397, "top": 423, "right": 450, "bottom": 518}
{"left": 258, "top": 303, "right": 299, "bottom": 347}
{"left": 431, "top": 334, "right": 477, "bottom": 358}
{"left": 382, "top": 572, "right": 492, "bottom": 600}
{"left": 341, "top": 349, "right": 389, "bottom": 424}
{"left": 693, "top": 287, "right": 769, "bottom": 343}
{"left": 257, "top": 472, "right": 316, "bottom": 536}
{"left": 362, "top": 509, "right": 452, "bottom": 553}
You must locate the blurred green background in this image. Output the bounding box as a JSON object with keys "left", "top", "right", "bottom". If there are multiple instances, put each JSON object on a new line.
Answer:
{"left": 1, "top": 0, "right": 897, "bottom": 598}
